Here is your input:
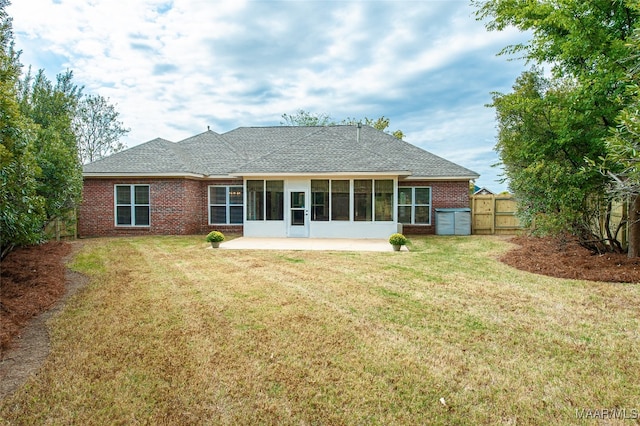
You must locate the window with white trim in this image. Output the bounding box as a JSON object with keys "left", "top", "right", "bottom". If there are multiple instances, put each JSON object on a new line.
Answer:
{"left": 398, "top": 186, "right": 431, "bottom": 224}
{"left": 115, "top": 185, "right": 150, "bottom": 226}
{"left": 209, "top": 185, "right": 243, "bottom": 224}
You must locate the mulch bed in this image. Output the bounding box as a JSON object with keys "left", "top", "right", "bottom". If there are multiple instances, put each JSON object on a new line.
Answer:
{"left": 501, "top": 236, "right": 640, "bottom": 283}
{"left": 0, "top": 242, "right": 71, "bottom": 353}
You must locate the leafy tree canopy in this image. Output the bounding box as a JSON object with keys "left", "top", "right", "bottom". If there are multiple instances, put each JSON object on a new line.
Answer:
{"left": 281, "top": 109, "right": 404, "bottom": 139}
{"left": 0, "top": 0, "right": 46, "bottom": 258}
{"left": 0, "top": 0, "right": 129, "bottom": 258}
{"left": 18, "top": 68, "right": 83, "bottom": 222}
{"left": 474, "top": 0, "right": 640, "bottom": 253}
{"left": 596, "top": 28, "right": 640, "bottom": 255}
{"left": 74, "top": 94, "right": 129, "bottom": 164}
{"left": 280, "top": 110, "right": 333, "bottom": 127}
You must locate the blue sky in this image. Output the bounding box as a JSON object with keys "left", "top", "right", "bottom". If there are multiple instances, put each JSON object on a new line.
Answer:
{"left": 8, "top": 0, "right": 529, "bottom": 192}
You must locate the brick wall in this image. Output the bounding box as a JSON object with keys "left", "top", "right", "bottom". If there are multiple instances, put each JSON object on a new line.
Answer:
{"left": 400, "top": 180, "right": 470, "bottom": 235}
{"left": 78, "top": 178, "right": 244, "bottom": 237}
{"left": 79, "top": 177, "right": 469, "bottom": 237}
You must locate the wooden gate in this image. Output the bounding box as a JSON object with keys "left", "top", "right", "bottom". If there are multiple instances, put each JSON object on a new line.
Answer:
{"left": 471, "top": 194, "right": 523, "bottom": 235}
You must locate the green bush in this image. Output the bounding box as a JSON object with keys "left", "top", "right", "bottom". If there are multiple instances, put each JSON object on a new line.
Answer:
{"left": 388, "top": 233, "right": 408, "bottom": 246}
{"left": 206, "top": 231, "right": 225, "bottom": 243}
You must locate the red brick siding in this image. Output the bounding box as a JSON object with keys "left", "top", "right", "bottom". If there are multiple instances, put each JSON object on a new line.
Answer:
{"left": 78, "top": 178, "right": 243, "bottom": 237}
{"left": 79, "top": 177, "right": 469, "bottom": 237}
{"left": 400, "top": 180, "right": 471, "bottom": 235}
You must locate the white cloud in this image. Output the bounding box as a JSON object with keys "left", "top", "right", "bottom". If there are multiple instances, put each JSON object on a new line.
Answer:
{"left": 8, "top": 0, "right": 529, "bottom": 192}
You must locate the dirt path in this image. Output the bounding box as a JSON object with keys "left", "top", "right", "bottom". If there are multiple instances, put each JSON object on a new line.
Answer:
{"left": 0, "top": 244, "right": 88, "bottom": 400}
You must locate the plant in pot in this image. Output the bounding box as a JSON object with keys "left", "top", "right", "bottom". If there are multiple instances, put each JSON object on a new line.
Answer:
{"left": 206, "top": 230, "right": 225, "bottom": 248}
{"left": 388, "top": 233, "right": 408, "bottom": 251}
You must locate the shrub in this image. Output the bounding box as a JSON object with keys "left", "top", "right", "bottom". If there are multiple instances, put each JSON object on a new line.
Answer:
{"left": 206, "top": 231, "right": 225, "bottom": 243}
{"left": 388, "top": 233, "right": 408, "bottom": 246}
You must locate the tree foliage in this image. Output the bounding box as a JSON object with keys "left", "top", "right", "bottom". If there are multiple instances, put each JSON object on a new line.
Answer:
{"left": 341, "top": 116, "right": 404, "bottom": 140}
{"left": 281, "top": 109, "right": 404, "bottom": 139}
{"left": 490, "top": 69, "right": 611, "bottom": 242}
{"left": 74, "top": 94, "right": 129, "bottom": 164}
{"left": 280, "top": 109, "right": 333, "bottom": 127}
{"left": 0, "top": 0, "right": 45, "bottom": 258}
{"left": 0, "top": 0, "right": 129, "bottom": 258}
{"left": 474, "top": 0, "right": 640, "bottom": 253}
{"left": 18, "top": 68, "right": 83, "bottom": 223}
{"left": 597, "top": 29, "right": 640, "bottom": 255}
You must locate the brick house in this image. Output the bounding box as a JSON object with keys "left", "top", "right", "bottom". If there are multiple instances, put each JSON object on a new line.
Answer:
{"left": 79, "top": 125, "right": 478, "bottom": 239}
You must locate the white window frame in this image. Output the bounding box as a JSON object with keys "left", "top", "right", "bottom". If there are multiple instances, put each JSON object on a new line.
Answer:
{"left": 208, "top": 185, "right": 244, "bottom": 225}
{"left": 398, "top": 186, "right": 432, "bottom": 225}
{"left": 114, "top": 184, "right": 150, "bottom": 227}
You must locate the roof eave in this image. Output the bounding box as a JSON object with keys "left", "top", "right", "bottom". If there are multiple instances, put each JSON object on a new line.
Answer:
{"left": 231, "top": 170, "right": 413, "bottom": 177}
{"left": 83, "top": 172, "right": 207, "bottom": 179}
{"left": 401, "top": 175, "right": 479, "bottom": 181}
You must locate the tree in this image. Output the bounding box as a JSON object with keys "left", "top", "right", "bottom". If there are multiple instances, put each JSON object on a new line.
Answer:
{"left": 18, "top": 68, "right": 84, "bottom": 228}
{"left": 597, "top": 29, "right": 640, "bottom": 256}
{"left": 490, "top": 69, "right": 615, "bottom": 250}
{"left": 341, "top": 116, "right": 404, "bottom": 140}
{"left": 0, "top": 0, "right": 46, "bottom": 258}
{"left": 474, "top": 0, "right": 640, "bottom": 253}
{"left": 280, "top": 109, "right": 333, "bottom": 127}
{"left": 282, "top": 110, "right": 404, "bottom": 139}
{"left": 0, "top": 1, "right": 129, "bottom": 257}
{"left": 73, "top": 94, "right": 129, "bottom": 164}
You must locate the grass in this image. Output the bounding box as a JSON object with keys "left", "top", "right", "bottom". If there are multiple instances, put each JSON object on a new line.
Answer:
{"left": 1, "top": 235, "right": 639, "bottom": 425}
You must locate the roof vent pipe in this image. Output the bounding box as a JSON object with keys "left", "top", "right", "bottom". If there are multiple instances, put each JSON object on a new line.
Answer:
{"left": 357, "top": 122, "right": 362, "bottom": 143}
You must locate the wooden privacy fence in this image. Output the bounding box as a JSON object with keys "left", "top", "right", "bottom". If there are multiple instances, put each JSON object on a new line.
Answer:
{"left": 593, "top": 198, "right": 628, "bottom": 248}
{"left": 471, "top": 194, "right": 524, "bottom": 235}
{"left": 44, "top": 210, "right": 77, "bottom": 241}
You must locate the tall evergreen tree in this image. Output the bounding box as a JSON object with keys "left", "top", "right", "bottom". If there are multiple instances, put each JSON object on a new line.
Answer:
{"left": 18, "top": 69, "right": 83, "bottom": 224}
{"left": 0, "top": 0, "right": 46, "bottom": 258}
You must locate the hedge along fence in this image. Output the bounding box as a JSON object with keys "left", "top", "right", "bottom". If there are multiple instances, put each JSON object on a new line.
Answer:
{"left": 471, "top": 194, "right": 524, "bottom": 235}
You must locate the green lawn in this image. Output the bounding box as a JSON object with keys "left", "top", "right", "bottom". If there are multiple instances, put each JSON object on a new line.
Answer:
{"left": 1, "top": 235, "right": 639, "bottom": 425}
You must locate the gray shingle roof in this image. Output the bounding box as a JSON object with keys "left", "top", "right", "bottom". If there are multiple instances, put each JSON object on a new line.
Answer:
{"left": 83, "top": 126, "right": 479, "bottom": 179}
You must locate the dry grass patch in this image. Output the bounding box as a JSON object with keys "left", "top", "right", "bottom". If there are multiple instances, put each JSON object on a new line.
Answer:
{"left": 1, "top": 235, "right": 639, "bottom": 425}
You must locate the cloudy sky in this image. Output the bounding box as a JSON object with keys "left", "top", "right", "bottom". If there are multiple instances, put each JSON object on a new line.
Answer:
{"left": 8, "top": 0, "right": 529, "bottom": 192}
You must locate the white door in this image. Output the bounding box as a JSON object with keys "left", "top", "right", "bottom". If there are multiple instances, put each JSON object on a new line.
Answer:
{"left": 288, "top": 189, "right": 309, "bottom": 237}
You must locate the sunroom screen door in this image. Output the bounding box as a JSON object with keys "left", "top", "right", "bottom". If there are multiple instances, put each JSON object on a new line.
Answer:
{"left": 288, "top": 190, "right": 309, "bottom": 237}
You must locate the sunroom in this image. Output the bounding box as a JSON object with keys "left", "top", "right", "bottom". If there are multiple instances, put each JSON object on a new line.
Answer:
{"left": 207, "top": 176, "right": 433, "bottom": 239}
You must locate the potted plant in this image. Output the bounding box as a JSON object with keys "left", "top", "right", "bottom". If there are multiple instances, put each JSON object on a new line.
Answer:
{"left": 388, "top": 233, "right": 408, "bottom": 251}
{"left": 206, "top": 230, "right": 225, "bottom": 248}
